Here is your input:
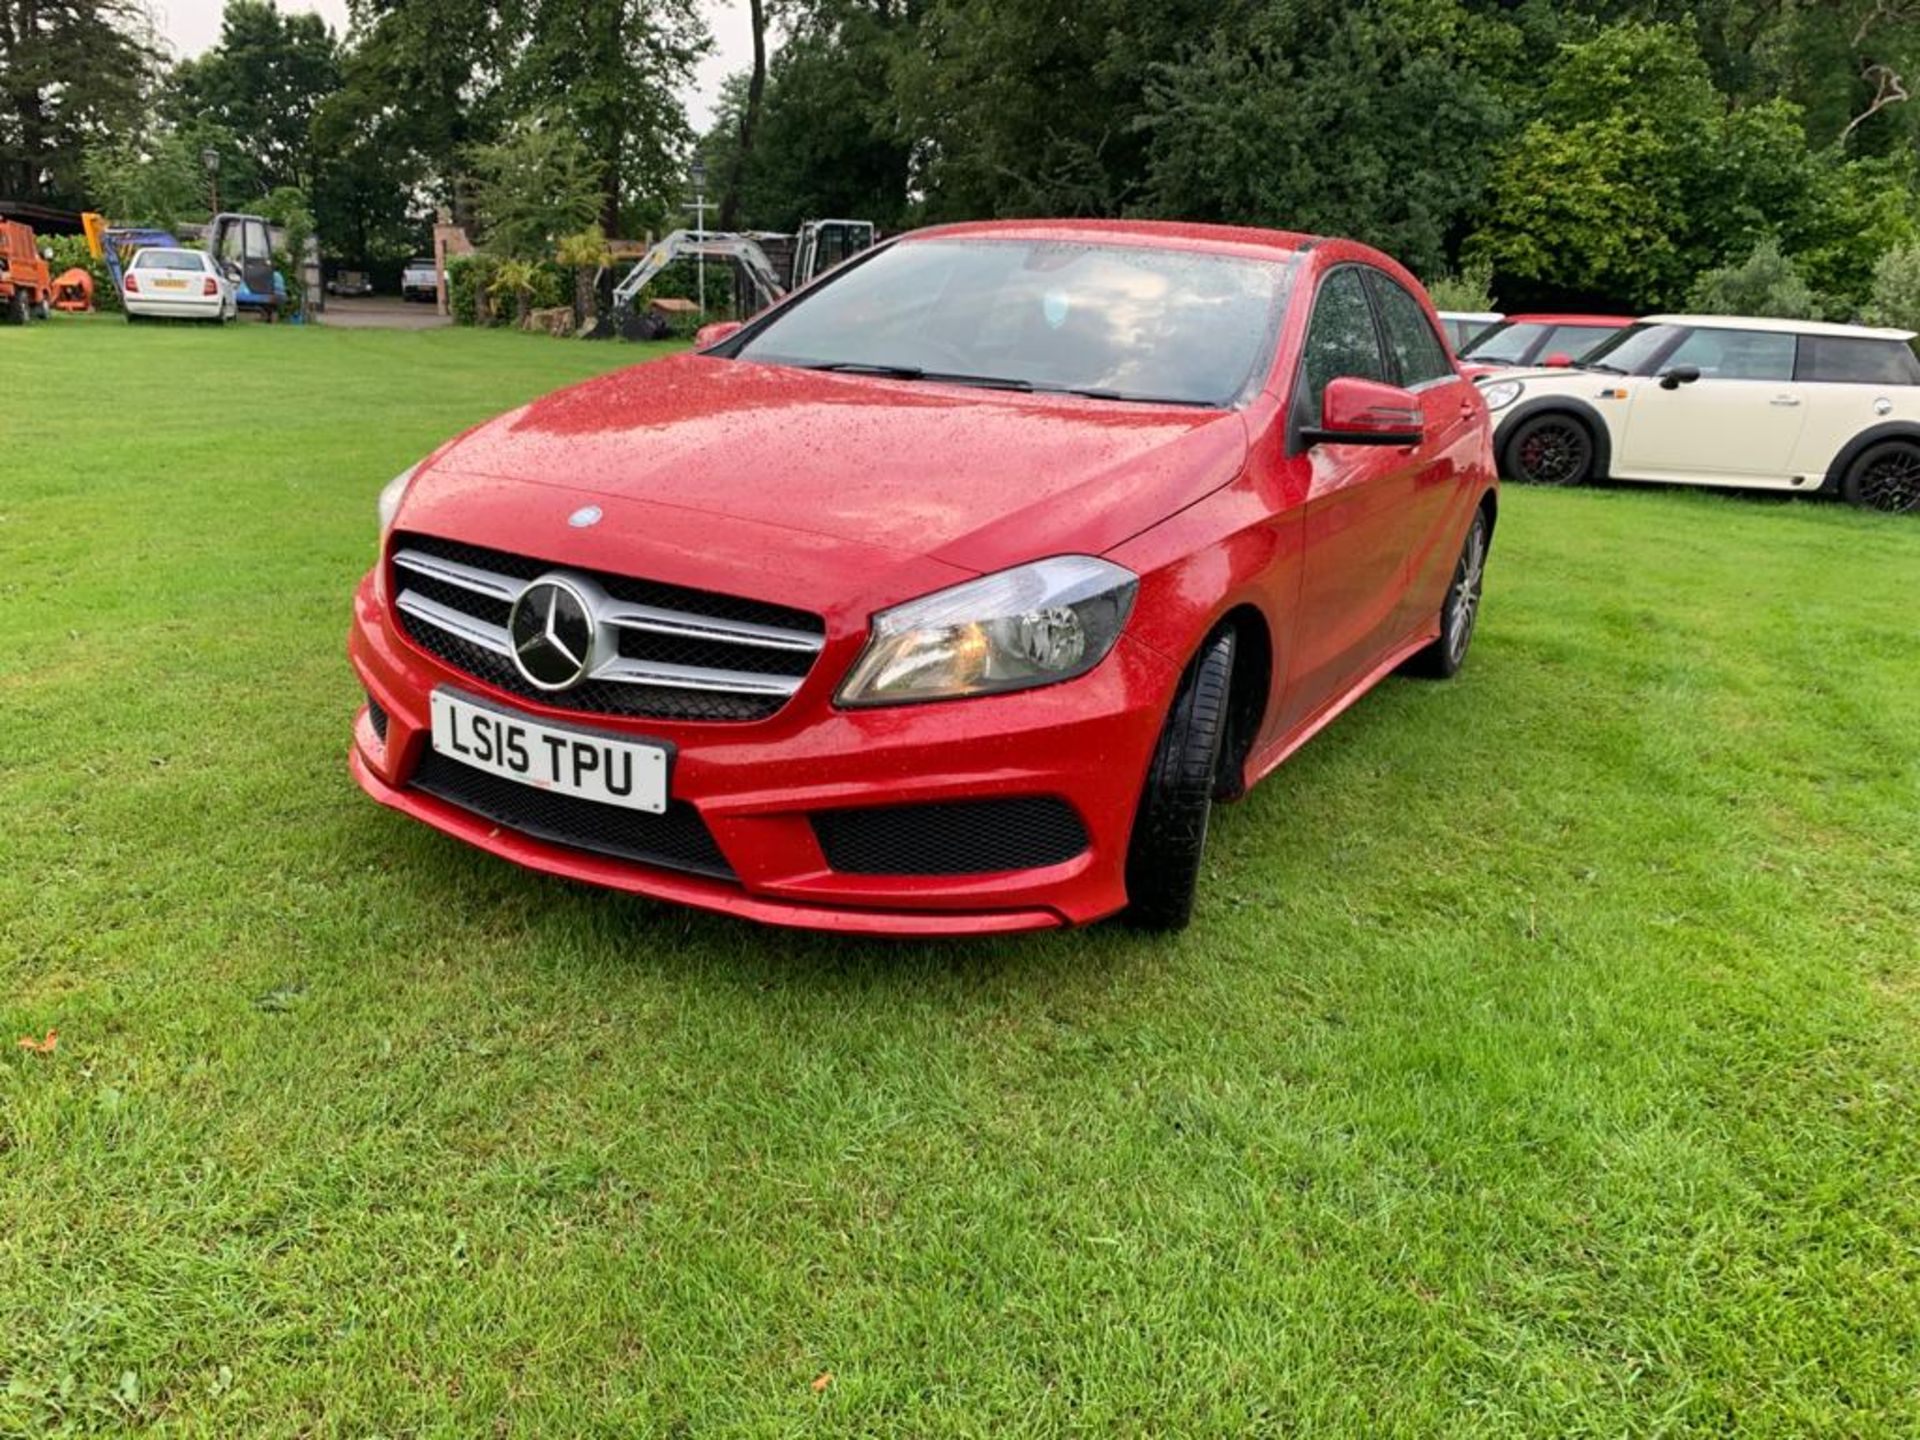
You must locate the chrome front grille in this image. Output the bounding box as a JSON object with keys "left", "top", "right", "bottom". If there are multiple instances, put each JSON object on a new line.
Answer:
{"left": 388, "top": 532, "right": 826, "bottom": 722}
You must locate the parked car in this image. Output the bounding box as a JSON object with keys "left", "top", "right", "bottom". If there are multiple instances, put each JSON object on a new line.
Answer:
{"left": 1482, "top": 314, "right": 1920, "bottom": 513}
{"left": 121, "top": 247, "right": 234, "bottom": 323}
{"left": 327, "top": 269, "right": 374, "bottom": 297}
{"left": 1438, "top": 310, "right": 1502, "bottom": 351}
{"left": 1457, "top": 313, "right": 1633, "bottom": 373}
{"left": 349, "top": 220, "right": 1498, "bottom": 934}
{"left": 400, "top": 257, "right": 438, "bottom": 302}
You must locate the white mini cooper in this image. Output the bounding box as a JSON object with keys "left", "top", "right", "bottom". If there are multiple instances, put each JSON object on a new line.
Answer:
{"left": 1482, "top": 315, "right": 1920, "bottom": 514}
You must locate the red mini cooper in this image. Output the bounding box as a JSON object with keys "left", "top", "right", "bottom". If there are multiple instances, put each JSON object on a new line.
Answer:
{"left": 349, "top": 221, "right": 1497, "bottom": 935}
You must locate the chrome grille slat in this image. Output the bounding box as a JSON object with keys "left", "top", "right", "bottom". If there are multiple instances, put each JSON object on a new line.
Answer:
{"left": 397, "top": 591, "right": 513, "bottom": 655}
{"left": 393, "top": 549, "right": 525, "bottom": 603}
{"left": 599, "top": 602, "right": 824, "bottom": 654}
{"left": 593, "top": 657, "right": 802, "bottom": 696}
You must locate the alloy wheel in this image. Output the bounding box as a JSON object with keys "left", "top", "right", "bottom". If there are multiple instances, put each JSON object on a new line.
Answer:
{"left": 1447, "top": 517, "right": 1487, "bottom": 665}
{"left": 1516, "top": 420, "right": 1589, "bottom": 485}
{"left": 1856, "top": 447, "right": 1920, "bottom": 514}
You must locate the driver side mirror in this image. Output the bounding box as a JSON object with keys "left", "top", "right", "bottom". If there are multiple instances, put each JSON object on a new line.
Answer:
{"left": 1659, "top": 364, "right": 1701, "bottom": 390}
{"left": 1300, "top": 376, "right": 1425, "bottom": 448}
{"left": 695, "top": 320, "right": 743, "bottom": 349}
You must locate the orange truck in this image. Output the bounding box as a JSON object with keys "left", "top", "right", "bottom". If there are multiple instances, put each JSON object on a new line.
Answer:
{"left": 0, "top": 217, "right": 55, "bottom": 323}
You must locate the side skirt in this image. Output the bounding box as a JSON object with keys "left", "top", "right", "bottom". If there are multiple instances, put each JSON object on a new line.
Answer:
{"left": 1236, "top": 626, "right": 1440, "bottom": 794}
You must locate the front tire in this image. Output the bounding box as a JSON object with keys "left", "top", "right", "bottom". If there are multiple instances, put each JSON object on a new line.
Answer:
{"left": 1405, "top": 507, "right": 1491, "bottom": 679}
{"left": 1842, "top": 439, "right": 1920, "bottom": 515}
{"left": 1503, "top": 412, "right": 1595, "bottom": 486}
{"left": 1124, "top": 629, "right": 1236, "bottom": 932}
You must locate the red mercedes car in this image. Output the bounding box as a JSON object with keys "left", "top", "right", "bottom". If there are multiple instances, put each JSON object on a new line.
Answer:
{"left": 349, "top": 220, "right": 1497, "bottom": 935}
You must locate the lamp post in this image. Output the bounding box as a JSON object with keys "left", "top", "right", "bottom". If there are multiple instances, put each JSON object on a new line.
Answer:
{"left": 200, "top": 147, "right": 221, "bottom": 216}
{"left": 690, "top": 158, "right": 709, "bottom": 315}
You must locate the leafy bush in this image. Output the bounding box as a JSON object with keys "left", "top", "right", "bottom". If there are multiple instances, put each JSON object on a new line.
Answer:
{"left": 447, "top": 254, "right": 498, "bottom": 326}
{"left": 1863, "top": 243, "right": 1920, "bottom": 331}
{"left": 1424, "top": 260, "right": 1497, "bottom": 314}
{"left": 1685, "top": 237, "right": 1822, "bottom": 320}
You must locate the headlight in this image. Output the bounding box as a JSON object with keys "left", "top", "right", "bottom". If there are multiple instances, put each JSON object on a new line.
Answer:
{"left": 1481, "top": 380, "right": 1524, "bottom": 412}
{"left": 377, "top": 463, "right": 420, "bottom": 538}
{"left": 837, "top": 556, "right": 1138, "bottom": 707}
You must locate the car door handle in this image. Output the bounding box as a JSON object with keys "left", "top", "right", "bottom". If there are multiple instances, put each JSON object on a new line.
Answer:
{"left": 1770, "top": 395, "right": 1801, "bottom": 407}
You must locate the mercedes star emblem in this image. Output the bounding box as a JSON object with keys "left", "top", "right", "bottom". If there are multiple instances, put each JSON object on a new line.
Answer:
{"left": 508, "top": 576, "right": 596, "bottom": 690}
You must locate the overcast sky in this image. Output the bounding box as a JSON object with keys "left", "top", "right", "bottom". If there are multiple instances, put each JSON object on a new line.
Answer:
{"left": 148, "top": 0, "right": 753, "bottom": 130}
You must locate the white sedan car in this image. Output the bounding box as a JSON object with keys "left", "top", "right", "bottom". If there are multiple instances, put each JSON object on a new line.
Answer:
{"left": 123, "top": 247, "right": 235, "bottom": 324}
{"left": 1482, "top": 315, "right": 1920, "bottom": 514}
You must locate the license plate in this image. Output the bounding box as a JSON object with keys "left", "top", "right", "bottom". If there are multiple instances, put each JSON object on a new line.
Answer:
{"left": 429, "top": 689, "right": 670, "bottom": 813}
{"left": 154, "top": 278, "right": 187, "bottom": 289}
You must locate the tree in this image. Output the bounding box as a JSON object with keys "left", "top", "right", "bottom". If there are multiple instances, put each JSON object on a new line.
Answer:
{"left": 698, "top": 5, "right": 918, "bottom": 233}
{"left": 342, "top": 0, "right": 522, "bottom": 228}
{"left": 1686, "top": 236, "right": 1822, "bottom": 318}
{"left": 165, "top": 0, "right": 340, "bottom": 196}
{"left": 0, "top": 0, "right": 159, "bottom": 207}
{"left": 718, "top": 0, "right": 767, "bottom": 231}
{"left": 555, "top": 223, "right": 610, "bottom": 324}
{"left": 1863, "top": 241, "right": 1920, "bottom": 328}
{"left": 80, "top": 118, "right": 238, "bottom": 228}
{"left": 468, "top": 110, "right": 603, "bottom": 258}
{"left": 505, "top": 0, "right": 708, "bottom": 237}
{"left": 1140, "top": 0, "right": 1511, "bottom": 280}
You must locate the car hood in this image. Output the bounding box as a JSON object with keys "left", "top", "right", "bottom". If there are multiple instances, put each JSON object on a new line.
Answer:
{"left": 418, "top": 353, "right": 1249, "bottom": 574}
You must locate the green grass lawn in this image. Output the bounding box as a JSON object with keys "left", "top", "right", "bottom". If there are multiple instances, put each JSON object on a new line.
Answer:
{"left": 3, "top": 316, "right": 1917, "bottom": 1436}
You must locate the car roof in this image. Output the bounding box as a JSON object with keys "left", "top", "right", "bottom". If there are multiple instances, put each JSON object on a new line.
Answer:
{"left": 901, "top": 218, "right": 1318, "bottom": 262}
{"left": 1642, "top": 313, "right": 1918, "bottom": 342}
{"left": 1503, "top": 313, "right": 1634, "bottom": 326}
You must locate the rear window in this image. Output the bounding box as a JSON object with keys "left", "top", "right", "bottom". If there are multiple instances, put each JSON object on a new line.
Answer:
{"left": 1795, "top": 336, "right": 1920, "bottom": 385}
{"left": 133, "top": 250, "right": 203, "bottom": 270}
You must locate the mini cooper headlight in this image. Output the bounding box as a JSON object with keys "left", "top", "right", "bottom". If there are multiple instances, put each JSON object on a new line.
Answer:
{"left": 837, "top": 556, "right": 1138, "bottom": 707}
{"left": 377, "top": 463, "right": 420, "bottom": 538}
{"left": 1481, "top": 380, "right": 1524, "bottom": 412}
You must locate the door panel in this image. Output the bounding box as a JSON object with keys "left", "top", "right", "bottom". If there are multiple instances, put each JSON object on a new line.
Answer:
{"left": 1279, "top": 266, "right": 1415, "bottom": 733}
{"left": 1615, "top": 328, "right": 1805, "bottom": 484}
{"left": 1363, "top": 271, "right": 1480, "bottom": 634}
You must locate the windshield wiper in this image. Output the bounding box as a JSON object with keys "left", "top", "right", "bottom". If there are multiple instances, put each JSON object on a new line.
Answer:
{"left": 801, "top": 361, "right": 1036, "bottom": 391}
{"left": 801, "top": 360, "right": 927, "bottom": 378}
{"left": 1055, "top": 386, "right": 1222, "bottom": 408}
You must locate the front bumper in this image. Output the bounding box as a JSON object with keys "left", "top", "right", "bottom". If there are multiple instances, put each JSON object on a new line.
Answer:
{"left": 347, "top": 571, "right": 1177, "bottom": 935}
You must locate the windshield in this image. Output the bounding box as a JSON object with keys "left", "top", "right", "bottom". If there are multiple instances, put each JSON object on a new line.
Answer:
{"left": 1459, "top": 321, "right": 1547, "bottom": 364}
{"left": 731, "top": 237, "right": 1298, "bottom": 407}
{"left": 133, "top": 250, "right": 203, "bottom": 271}
{"left": 1580, "top": 323, "right": 1683, "bottom": 374}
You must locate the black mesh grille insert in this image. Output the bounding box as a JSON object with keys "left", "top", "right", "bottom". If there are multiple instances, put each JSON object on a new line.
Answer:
{"left": 366, "top": 696, "right": 388, "bottom": 742}
{"left": 390, "top": 532, "right": 824, "bottom": 723}
{"left": 812, "top": 798, "right": 1089, "bottom": 876}
{"left": 411, "top": 750, "right": 734, "bottom": 880}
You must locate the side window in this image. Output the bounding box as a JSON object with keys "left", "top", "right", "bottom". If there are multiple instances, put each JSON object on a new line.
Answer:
{"left": 1301, "top": 268, "right": 1388, "bottom": 412}
{"left": 1795, "top": 336, "right": 1920, "bottom": 385}
{"left": 1369, "top": 274, "right": 1453, "bottom": 386}
{"left": 1663, "top": 328, "right": 1797, "bottom": 381}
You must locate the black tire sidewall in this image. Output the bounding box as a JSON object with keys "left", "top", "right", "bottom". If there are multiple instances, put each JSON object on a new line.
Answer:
{"left": 1124, "top": 629, "right": 1237, "bottom": 931}
{"left": 1503, "top": 412, "right": 1594, "bottom": 486}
